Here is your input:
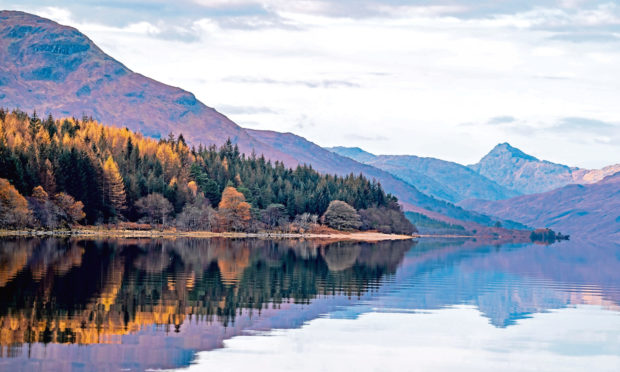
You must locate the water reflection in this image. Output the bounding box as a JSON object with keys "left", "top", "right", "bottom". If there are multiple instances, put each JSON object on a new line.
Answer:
{"left": 0, "top": 237, "right": 618, "bottom": 371}
{"left": 0, "top": 238, "right": 410, "bottom": 370}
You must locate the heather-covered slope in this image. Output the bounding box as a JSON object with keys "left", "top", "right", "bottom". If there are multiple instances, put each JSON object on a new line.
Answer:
{"left": 469, "top": 143, "right": 620, "bottom": 194}
{"left": 459, "top": 172, "right": 620, "bottom": 238}
{"left": 328, "top": 147, "right": 517, "bottom": 203}
{"left": 247, "top": 130, "right": 526, "bottom": 230}
{"left": 0, "top": 11, "right": 297, "bottom": 166}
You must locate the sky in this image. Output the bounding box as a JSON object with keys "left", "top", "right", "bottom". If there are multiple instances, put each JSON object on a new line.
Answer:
{"left": 3, "top": 0, "right": 620, "bottom": 168}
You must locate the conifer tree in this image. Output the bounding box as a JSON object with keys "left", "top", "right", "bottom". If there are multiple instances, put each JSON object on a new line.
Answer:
{"left": 103, "top": 155, "right": 126, "bottom": 216}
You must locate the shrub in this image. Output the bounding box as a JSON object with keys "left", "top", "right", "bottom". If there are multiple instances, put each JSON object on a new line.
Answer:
{"left": 359, "top": 206, "right": 416, "bottom": 235}
{"left": 321, "top": 200, "right": 361, "bottom": 231}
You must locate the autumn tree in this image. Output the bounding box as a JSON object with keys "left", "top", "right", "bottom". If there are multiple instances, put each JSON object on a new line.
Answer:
{"left": 54, "top": 192, "right": 86, "bottom": 225}
{"left": 0, "top": 178, "right": 32, "bottom": 228}
{"left": 135, "top": 193, "right": 173, "bottom": 225}
{"left": 176, "top": 194, "right": 216, "bottom": 231}
{"left": 217, "top": 186, "right": 251, "bottom": 231}
{"left": 103, "top": 156, "right": 126, "bottom": 217}
{"left": 28, "top": 186, "right": 85, "bottom": 228}
{"left": 321, "top": 200, "right": 361, "bottom": 231}
{"left": 29, "top": 185, "right": 58, "bottom": 228}
{"left": 293, "top": 213, "right": 318, "bottom": 231}
{"left": 39, "top": 159, "right": 56, "bottom": 194}
{"left": 261, "top": 203, "right": 287, "bottom": 228}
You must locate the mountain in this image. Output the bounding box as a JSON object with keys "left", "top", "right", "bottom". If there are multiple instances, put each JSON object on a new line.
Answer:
{"left": 328, "top": 147, "right": 518, "bottom": 203}
{"left": 0, "top": 10, "right": 297, "bottom": 166}
{"left": 329, "top": 146, "right": 377, "bottom": 163}
{"left": 247, "top": 130, "right": 527, "bottom": 230}
{"left": 459, "top": 172, "right": 620, "bottom": 238}
{"left": 469, "top": 143, "right": 620, "bottom": 194}
{"left": 0, "top": 11, "right": 525, "bottom": 232}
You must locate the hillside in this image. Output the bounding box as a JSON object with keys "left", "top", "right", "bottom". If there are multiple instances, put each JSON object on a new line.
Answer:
{"left": 0, "top": 10, "right": 297, "bottom": 166}
{"left": 469, "top": 143, "right": 620, "bottom": 194}
{"left": 247, "top": 130, "right": 526, "bottom": 230}
{"left": 459, "top": 172, "right": 620, "bottom": 238}
{"left": 328, "top": 147, "right": 517, "bottom": 203}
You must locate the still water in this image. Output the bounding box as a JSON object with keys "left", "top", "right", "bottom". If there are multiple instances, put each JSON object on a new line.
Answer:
{"left": 0, "top": 237, "right": 618, "bottom": 371}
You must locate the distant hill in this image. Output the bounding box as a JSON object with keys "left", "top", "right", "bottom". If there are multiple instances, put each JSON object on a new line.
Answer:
{"left": 329, "top": 146, "right": 377, "bottom": 163}
{"left": 469, "top": 143, "right": 620, "bottom": 194}
{"left": 248, "top": 130, "right": 526, "bottom": 230}
{"left": 459, "top": 172, "right": 620, "bottom": 238}
{"left": 0, "top": 10, "right": 297, "bottom": 166}
{"left": 328, "top": 147, "right": 517, "bottom": 203}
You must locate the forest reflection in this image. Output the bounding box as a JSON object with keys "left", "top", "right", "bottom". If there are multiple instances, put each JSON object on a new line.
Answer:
{"left": 0, "top": 237, "right": 413, "bottom": 350}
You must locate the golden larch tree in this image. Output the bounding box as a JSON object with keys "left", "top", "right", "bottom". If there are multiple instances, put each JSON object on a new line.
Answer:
{"left": 0, "top": 178, "right": 32, "bottom": 228}
{"left": 103, "top": 156, "right": 126, "bottom": 215}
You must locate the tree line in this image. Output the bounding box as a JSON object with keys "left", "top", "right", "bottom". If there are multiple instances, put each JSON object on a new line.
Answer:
{"left": 0, "top": 109, "right": 415, "bottom": 234}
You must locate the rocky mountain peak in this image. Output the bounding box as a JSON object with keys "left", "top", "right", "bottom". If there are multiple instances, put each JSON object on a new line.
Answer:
{"left": 485, "top": 142, "right": 538, "bottom": 162}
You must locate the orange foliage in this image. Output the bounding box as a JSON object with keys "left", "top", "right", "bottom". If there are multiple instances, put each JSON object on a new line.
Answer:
{"left": 54, "top": 192, "right": 86, "bottom": 223}
{"left": 0, "top": 178, "right": 32, "bottom": 228}
{"left": 103, "top": 156, "right": 126, "bottom": 213}
{"left": 217, "top": 186, "right": 251, "bottom": 231}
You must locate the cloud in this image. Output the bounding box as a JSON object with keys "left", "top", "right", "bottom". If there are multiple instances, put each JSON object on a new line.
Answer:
{"left": 503, "top": 117, "right": 620, "bottom": 147}
{"left": 548, "top": 32, "right": 620, "bottom": 43}
{"left": 347, "top": 133, "right": 389, "bottom": 141}
{"left": 487, "top": 116, "right": 516, "bottom": 125}
{"left": 551, "top": 117, "right": 618, "bottom": 133}
{"left": 222, "top": 76, "right": 360, "bottom": 88}
{"left": 217, "top": 104, "right": 276, "bottom": 114}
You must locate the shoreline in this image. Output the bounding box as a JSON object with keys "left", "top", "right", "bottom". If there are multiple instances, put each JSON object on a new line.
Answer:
{"left": 0, "top": 229, "right": 538, "bottom": 243}
{"left": 0, "top": 229, "right": 416, "bottom": 241}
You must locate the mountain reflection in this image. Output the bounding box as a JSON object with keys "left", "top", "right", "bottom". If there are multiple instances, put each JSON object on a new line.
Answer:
{"left": 381, "top": 238, "right": 620, "bottom": 327}
{"left": 0, "top": 237, "right": 619, "bottom": 371}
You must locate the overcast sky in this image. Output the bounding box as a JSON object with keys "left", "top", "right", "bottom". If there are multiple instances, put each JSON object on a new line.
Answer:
{"left": 4, "top": 0, "right": 620, "bottom": 168}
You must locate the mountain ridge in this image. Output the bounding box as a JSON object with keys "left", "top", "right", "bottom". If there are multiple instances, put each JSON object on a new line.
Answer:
{"left": 328, "top": 146, "right": 519, "bottom": 203}
{"left": 469, "top": 142, "right": 620, "bottom": 194}
{"left": 459, "top": 172, "right": 620, "bottom": 238}
{"left": 0, "top": 10, "right": 299, "bottom": 166}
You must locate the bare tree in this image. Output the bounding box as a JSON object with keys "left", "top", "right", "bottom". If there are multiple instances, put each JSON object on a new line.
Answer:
{"left": 136, "top": 193, "right": 173, "bottom": 226}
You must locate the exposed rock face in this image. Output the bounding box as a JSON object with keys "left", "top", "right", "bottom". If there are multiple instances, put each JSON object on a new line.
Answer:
{"left": 468, "top": 143, "right": 620, "bottom": 195}
{"left": 459, "top": 172, "right": 620, "bottom": 238}
{"left": 328, "top": 147, "right": 518, "bottom": 203}
{"left": 0, "top": 11, "right": 297, "bottom": 165}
